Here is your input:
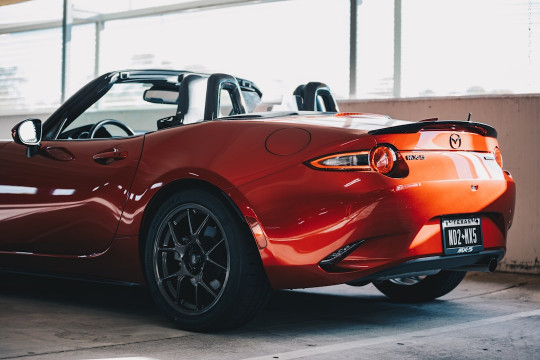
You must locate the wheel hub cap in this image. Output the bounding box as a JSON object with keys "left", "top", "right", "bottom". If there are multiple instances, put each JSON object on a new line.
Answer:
{"left": 185, "top": 245, "right": 204, "bottom": 274}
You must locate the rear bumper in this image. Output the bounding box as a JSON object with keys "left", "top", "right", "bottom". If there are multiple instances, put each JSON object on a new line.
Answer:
{"left": 347, "top": 249, "right": 504, "bottom": 285}
{"left": 237, "top": 162, "right": 515, "bottom": 290}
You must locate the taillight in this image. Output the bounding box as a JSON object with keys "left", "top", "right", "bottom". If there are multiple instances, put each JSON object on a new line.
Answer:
{"left": 308, "top": 151, "right": 371, "bottom": 171}
{"left": 370, "top": 145, "right": 397, "bottom": 174}
{"left": 493, "top": 146, "right": 503, "bottom": 168}
{"left": 307, "top": 144, "right": 407, "bottom": 178}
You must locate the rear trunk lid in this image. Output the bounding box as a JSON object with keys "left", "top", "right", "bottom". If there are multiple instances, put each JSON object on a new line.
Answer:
{"left": 369, "top": 120, "right": 504, "bottom": 184}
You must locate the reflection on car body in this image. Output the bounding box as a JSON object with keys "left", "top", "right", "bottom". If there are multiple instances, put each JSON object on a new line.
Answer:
{"left": 0, "top": 69, "right": 515, "bottom": 331}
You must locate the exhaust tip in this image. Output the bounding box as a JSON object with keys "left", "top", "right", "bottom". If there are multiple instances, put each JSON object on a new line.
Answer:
{"left": 488, "top": 258, "right": 498, "bottom": 272}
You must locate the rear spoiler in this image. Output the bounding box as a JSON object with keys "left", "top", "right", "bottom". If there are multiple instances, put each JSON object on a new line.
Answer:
{"left": 368, "top": 121, "right": 497, "bottom": 138}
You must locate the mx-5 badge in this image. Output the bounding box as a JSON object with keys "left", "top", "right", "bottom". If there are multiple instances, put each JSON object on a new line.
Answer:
{"left": 405, "top": 154, "right": 425, "bottom": 160}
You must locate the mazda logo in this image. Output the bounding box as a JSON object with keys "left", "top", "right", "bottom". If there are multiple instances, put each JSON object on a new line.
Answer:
{"left": 450, "top": 133, "right": 461, "bottom": 149}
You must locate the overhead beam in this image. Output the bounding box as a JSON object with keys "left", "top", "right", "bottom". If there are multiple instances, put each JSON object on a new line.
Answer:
{"left": 0, "top": 0, "right": 290, "bottom": 34}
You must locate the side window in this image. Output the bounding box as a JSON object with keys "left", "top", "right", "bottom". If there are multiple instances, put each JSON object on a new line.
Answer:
{"left": 57, "top": 82, "right": 178, "bottom": 140}
{"left": 219, "top": 88, "right": 234, "bottom": 117}
{"left": 241, "top": 90, "right": 262, "bottom": 113}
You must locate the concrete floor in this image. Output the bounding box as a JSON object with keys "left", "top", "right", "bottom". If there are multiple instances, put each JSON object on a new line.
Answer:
{"left": 0, "top": 272, "right": 538, "bottom": 360}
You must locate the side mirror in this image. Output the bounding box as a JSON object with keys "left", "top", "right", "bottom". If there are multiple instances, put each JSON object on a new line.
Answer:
{"left": 12, "top": 118, "right": 42, "bottom": 157}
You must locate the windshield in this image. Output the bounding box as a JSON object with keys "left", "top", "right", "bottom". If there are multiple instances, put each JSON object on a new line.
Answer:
{"left": 59, "top": 82, "right": 178, "bottom": 139}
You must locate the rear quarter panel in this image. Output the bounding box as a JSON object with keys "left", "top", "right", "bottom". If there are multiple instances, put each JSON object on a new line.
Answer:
{"left": 117, "top": 120, "right": 377, "bottom": 237}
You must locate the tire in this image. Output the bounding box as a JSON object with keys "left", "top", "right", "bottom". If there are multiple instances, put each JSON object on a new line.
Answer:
{"left": 144, "top": 189, "right": 271, "bottom": 331}
{"left": 373, "top": 270, "right": 467, "bottom": 303}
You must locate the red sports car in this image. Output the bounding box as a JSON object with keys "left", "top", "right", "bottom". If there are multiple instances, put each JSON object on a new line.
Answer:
{"left": 0, "top": 70, "right": 515, "bottom": 331}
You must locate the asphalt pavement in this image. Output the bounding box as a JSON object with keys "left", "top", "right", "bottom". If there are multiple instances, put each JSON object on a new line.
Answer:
{"left": 0, "top": 271, "right": 538, "bottom": 360}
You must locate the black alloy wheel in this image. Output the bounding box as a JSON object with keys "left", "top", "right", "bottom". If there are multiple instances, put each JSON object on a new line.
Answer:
{"left": 145, "top": 189, "right": 271, "bottom": 331}
{"left": 152, "top": 203, "right": 230, "bottom": 315}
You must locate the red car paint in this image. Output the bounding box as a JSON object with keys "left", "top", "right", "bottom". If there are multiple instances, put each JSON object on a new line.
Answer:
{"left": 0, "top": 71, "right": 515, "bottom": 294}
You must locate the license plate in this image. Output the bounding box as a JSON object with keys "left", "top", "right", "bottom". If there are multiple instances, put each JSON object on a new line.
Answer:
{"left": 441, "top": 216, "right": 483, "bottom": 255}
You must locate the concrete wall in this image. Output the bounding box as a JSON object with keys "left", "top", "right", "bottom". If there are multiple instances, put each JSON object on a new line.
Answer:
{"left": 339, "top": 95, "right": 540, "bottom": 274}
{"left": 1, "top": 94, "right": 539, "bottom": 274}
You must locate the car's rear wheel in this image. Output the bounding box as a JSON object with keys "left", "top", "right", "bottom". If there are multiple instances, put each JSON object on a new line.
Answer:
{"left": 373, "top": 270, "right": 466, "bottom": 302}
{"left": 144, "top": 189, "right": 271, "bottom": 331}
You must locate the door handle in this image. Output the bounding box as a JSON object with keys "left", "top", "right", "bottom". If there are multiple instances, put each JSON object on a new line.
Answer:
{"left": 93, "top": 148, "right": 128, "bottom": 164}
{"left": 43, "top": 146, "right": 75, "bottom": 161}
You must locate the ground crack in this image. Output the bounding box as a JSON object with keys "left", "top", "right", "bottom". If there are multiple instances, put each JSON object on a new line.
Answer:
{"left": 0, "top": 334, "right": 197, "bottom": 360}
{"left": 451, "top": 283, "right": 523, "bottom": 301}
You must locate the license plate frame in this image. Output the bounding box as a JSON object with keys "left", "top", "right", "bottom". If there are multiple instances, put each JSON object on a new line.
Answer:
{"left": 441, "top": 216, "right": 484, "bottom": 255}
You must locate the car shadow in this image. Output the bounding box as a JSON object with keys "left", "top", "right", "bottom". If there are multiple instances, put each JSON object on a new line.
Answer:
{"left": 0, "top": 272, "right": 163, "bottom": 320}
{"left": 240, "top": 288, "right": 447, "bottom": 335}
{"left": 0, "top": 271, "right": 468, "bottom": 334}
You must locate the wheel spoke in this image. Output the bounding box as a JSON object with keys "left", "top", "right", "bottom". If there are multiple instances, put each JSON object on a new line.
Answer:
{"left": 207, "top": 257, "right": 227, "bottom": 271}
{"left": 195, "top": 214, "right": 210, "bottom": 236}
{"left": 187, "top": 209, "right": 194, "bottom": 235}
{"left": 160, "top": 252, "right": 168, "bottom": 277}
{"left": 168, "top": 221, "right": 181, "bottom": 247}
{"left": 160, "top": 270, "right": 179, "bottom": 283}
{"left": 175, "top": 275, "right": 186, "bottom": 303}
{"left": 205, "top": 238, "right": 224, "bottom": 256}
{"left": 158, "top": 247, "right": 176, "bottom": 253}
{"left": 199, "top": 280, "right": 217, "bottom": 299}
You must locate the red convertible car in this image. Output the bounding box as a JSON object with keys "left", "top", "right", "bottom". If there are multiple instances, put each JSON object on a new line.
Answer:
{"left": 0, "top": 70, "right": 515, "bottom": 331}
